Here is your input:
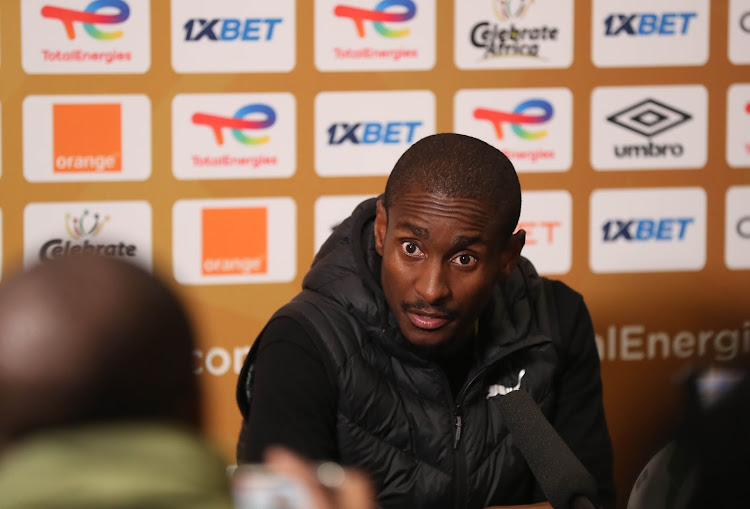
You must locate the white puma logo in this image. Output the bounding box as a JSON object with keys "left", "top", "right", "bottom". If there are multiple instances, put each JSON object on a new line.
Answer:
{"left": 486, "top": 369, "right": 526, "bottom": 399}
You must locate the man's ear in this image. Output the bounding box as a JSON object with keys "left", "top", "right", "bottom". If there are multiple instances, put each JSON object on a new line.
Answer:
{"left": 374, "top": 199, "right": 387, "bottom": 256}
{"left": 498, "top": 229, "right": 526, "bottom": 280}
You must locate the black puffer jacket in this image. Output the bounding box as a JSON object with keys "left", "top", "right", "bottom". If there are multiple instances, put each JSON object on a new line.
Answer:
{"left": 238, "top": 197, "right": 614, "bottom": 509}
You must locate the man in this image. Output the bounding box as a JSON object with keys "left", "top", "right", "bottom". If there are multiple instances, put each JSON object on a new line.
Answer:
{"left": 0, "top": 256, "right": 233, "bottom": 507}
{"left": 237, "top": 134, "right": 615, "bottom": 508}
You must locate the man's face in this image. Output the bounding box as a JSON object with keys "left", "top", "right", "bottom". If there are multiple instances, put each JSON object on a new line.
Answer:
{"left": 374, "top": 191, "right": 523, "bottom": 356}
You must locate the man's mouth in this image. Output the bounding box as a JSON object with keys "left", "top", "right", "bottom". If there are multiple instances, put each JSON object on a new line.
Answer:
{"left": 406, "top": 311, "right": 450, "bottom": 330}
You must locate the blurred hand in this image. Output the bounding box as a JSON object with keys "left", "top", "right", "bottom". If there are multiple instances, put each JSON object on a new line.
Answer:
{"left": 264, "top": 447, "right": 375, "bottom": 509}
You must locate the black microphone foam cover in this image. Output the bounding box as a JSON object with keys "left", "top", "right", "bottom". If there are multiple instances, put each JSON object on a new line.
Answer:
{"left": 496, "top": 390, "right": 599, "bottom": 509}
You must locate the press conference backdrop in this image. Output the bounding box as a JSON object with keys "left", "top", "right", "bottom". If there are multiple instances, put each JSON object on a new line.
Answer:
{"left": 0, "top": 1, "right": 748, "bottom": 506}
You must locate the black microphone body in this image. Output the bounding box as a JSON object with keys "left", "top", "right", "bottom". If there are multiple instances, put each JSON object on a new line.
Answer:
{"left": 496, "top": 389, "right": 599, "bottom": 509}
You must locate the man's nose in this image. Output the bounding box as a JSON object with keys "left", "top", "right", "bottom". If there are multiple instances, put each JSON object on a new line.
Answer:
{"left": 415, "top": 260, "right": 451, "bottom": 304}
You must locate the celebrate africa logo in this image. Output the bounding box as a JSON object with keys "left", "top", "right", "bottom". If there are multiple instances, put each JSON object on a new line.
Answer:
{"left": 38, "top": 208, "right": 137, "bottom": 261}
{"left": 191, "top": 104, "right": 277, "bottom": 146}
{"left": 463, "top": 0, "right": 568, "bottom": 67}
{"left": 41, "top": 0, "right": 130, "bottom": 40}
{"left": 473, "top": 99, "right": 553, "bottom": 140}
{"left": 334, "top": 0, "right": 416, "bottom": 38}
{"left": 65, "top": 209, "right": 109, "bottom": 239}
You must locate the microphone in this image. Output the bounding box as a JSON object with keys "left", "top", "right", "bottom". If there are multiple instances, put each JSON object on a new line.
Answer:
{"left": 496, "top": 389, "right": 599, "bottom": 509}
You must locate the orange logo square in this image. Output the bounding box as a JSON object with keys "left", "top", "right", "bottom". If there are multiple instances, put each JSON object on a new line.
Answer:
{"left": 53, "top": 103, "right": 122, "bottom": 173}
{"left": 202, "top": 207, "right": 268, "bottom": 276}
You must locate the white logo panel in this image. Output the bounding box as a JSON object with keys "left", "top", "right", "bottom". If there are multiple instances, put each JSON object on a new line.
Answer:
{"left": 23, "top": 94, "right": 151, "bottom": 182}
{"left": 590, "top": 85, "right": 707, "bottom": 171}
{"left": 314, "top": 195, "right": 377, "bottom": 254}
{"left": 172, "top": 197, "right": 296, "bottom": 285}
{"left": 726, "top": 84, "right": 750, "bottom": 168}
{"left": 726, "top": 186, "right": 750, "bottom": 270}
{"left": 22, "top": 0, "right": 150, "bottom": 74}
{"left": 315, "top": 90, "right": 435, "bottom": 177}
{"left": 592, "top": 0, "right": 709, "bottom": 68}
{"left": 171, "top": 0, "right": 295, "bottom": 73}
{"left": 172, "top": 93, "right": 296, "bottom": 180}
{"left": 454, "top": 0, "right": 574, "bottom": 70}
{"left": 314, "top": 0, "right": 435, "bottom": 71}
{"left": 590, "top": 188, "right": 706, "bottom": 273}
{"left": 454, "top": 88, "right": 572, "bottom": 173}
{"left": 23, "top": 201, "right": 152, "bottom": 270}
{"left": 729, "top": 0, "right": 750, "bottom": 64}
{"left": 517, "top": 190, "right": 572, "bottom": 275}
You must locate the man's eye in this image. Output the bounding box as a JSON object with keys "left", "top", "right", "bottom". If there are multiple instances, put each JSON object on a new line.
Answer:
{"left": 401, "top": 242, "right": 423, "bottom": 257}
{"left": 452, "top": 254, "right": 477, "bottom": 266}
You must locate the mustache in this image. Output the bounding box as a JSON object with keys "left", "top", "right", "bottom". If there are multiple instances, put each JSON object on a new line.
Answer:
{"left": 400, "top": 299, "right": 457, "bottom": 319}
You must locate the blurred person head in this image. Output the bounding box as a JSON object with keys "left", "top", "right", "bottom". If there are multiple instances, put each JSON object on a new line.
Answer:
{"left": 0, "top": 256, "right": 374, "bottom": 509}
{"left": 0, "top": 255, "right": 200, "bottom": 453}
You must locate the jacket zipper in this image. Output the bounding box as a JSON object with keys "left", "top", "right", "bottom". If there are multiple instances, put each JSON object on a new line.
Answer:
{"left": 447, "top": 360, "right": 496, "bottom": 509}
{"left": 453, "top": 404, "right": 467, "bottom": 509}
{"left": 453, "top": 411, "right": 463, "bottom": 449}
{"left": 447, "top": 335, "right": 553, "bottom": 509}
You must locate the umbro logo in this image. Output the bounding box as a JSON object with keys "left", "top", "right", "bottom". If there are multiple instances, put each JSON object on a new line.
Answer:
{"left": 607, "top": 98, "right": 691, "bottom": 138}
{"left": 486, "top": 369, "right": 526, "bottom": 399}
{"left": 607, "top": 98, "right": 692, "bottom": 160}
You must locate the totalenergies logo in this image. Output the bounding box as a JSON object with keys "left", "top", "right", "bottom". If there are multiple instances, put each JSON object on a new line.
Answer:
{"left": 41, "top": 0, "right": 130, "bottom": 41}
{"left": 492, "top": 0, "right": 534, "bottom": 21}
{"left": 334, "top": 0, "right": 416, "bottom": 38}
{"left": 473, "top": 99, "right": 553, "bottom": 140}
{"left": 192, "top": 104, "right": 276, "bottom": 146}
{"left": 65, "top": 209, "right": 109, "bottom": 239}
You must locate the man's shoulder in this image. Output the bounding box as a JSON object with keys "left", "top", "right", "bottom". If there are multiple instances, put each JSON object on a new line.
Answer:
{"left": 272, "top": 290, "right": 359, "bottom": 333}
{"left": 515, "top": 257, "right": 584, "bottom": 308}
{"left": 259, "top": 315, "right": 316, "bottom": 350}
{"left": 539, "top": 276, "right": 585, "bottom": 308}
{"left": 535, "top": 277, "right": 596, "bottom": 357}
{"left": 263, "top": 291, "right": 367, "bottom": 360}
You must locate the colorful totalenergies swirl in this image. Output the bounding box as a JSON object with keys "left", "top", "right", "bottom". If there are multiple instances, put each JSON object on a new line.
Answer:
{"left": 474, "top": 99, "right": 554, "bottom": 140}
{"left": 41, "top": 0, "right": 130, "bottom": 40}
{"left": 192, "top": 104, "right": 277, "bottom": 146}
{"left": 334, "top": 0, "right": 416, "bottom": 38}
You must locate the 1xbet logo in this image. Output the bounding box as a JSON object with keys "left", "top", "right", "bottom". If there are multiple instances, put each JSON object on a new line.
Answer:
{"left": 602, "top": 218, "right": 694, "bottom": 242}
{"left": 327, "top": 121, "right": 422, "bottom": 144}
{"left": 183, "top": 18, "right": 282, "bottom": 41}
{"left": 604, "top": 12, "right": 697, "bottom": 36}
{"left": 192, "top": 104, "right": 276, "bottom": 146}
{"left": 473, "top": 99, "right": 553, "bottom": 140}
{"left": 42, "top": 0, "right": 130, "bottom": 40}
{"left": 334, "top": 0, "right": 416, "bottom": 38}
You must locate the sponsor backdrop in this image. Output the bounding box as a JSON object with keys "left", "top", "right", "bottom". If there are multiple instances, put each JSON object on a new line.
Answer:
{"left": 0, "top": 1, "right": 748, "bottom": 506}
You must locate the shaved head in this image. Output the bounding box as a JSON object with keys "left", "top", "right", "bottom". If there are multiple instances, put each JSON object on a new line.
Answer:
{"left": 384, "top": 133, "right": 522, "bottom": 241}
{"left": 0, "top": 257, "right": 200, "bottom": 451}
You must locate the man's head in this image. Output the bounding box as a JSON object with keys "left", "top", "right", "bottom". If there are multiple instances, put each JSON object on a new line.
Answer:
{"left": 0, "top": 256, "right": 200, "bottom": 453}
{"left": 374, "top": 133, "right": 524, "bottom": 356}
